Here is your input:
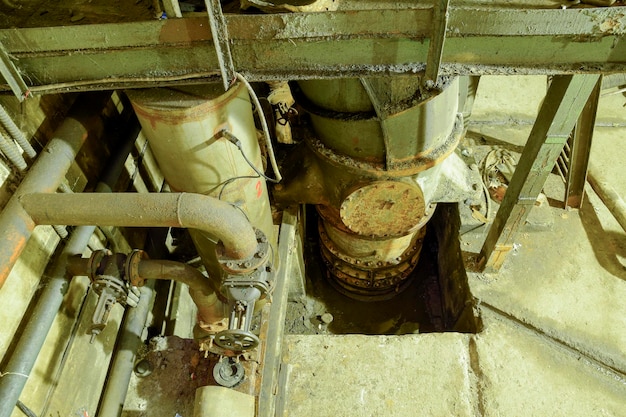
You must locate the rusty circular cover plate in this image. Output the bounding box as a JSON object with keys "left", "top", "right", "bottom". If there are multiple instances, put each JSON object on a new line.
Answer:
{"left": 340, "top": 181, "right": 426, "bottom": 237}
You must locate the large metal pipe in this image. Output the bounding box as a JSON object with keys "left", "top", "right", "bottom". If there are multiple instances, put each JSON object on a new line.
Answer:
{"left": 97, "top": 282, "right": 154, "bottom": 417}
{"left": 0, "top": 115, "right": 138, "bottom": 417}
{"left": 19, "top": 192, "right": 258, "bottom": 260}
{"left": 127, "top": 82, "right": 275, "bottom": 282}
{"left": 0, "top": 226, "right": 97, "bottom": 417}
{"left": 0, "top": 92, "right": 111, "bottom": 289}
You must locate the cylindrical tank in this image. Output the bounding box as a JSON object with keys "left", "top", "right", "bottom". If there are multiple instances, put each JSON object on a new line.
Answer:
{"left": 127, "top": 83, "right": 274, "bottom": 284}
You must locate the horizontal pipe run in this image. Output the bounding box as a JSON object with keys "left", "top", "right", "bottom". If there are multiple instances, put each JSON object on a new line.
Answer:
{"left": 19, "top": 192, "right": 258, "bottom": 260}
{"left": 0, "top": 114, "right": 137, "bottom": 417}
{"left": 0, "top": 92, "right": 111, "bottom": 289}
{"left": 67, "top": 256, "right": 224, "bottom": 327}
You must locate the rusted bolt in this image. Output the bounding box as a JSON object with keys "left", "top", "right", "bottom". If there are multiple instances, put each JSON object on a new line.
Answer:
{"left": 395, "top": 257, "right": 402, "bottom": 262}
{"left": 244, "top": 261, "right": 252, "bottom": 268}
{"left": 226, "top": 262, "right": 234, "bottom": 268}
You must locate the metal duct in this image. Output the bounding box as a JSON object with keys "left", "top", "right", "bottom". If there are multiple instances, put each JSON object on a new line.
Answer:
{"left": 127, "top": 82, "right": 275, "bottom": 284}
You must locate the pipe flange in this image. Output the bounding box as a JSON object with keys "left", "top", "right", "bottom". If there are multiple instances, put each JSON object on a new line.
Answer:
{"left": 86, "top": 249, "right": 112, "bottom": 282}
{"left": 125, "top": 249, "right": 149, "bottom": 287}
{"left": 317, "top": 203, "right": 436, "bottom": 242}
{"left": 340, "top": 181, "right": 426, "bottom": 238}
{"left": 218, "top": 229, "right": 270, "bottom": 275}
{"left": 318, "top": 219, "right": 427, "bottom": 268}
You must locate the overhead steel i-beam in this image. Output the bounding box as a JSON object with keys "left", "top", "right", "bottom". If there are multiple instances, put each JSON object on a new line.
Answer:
{"left": 0, "top": 7, "right": 624, "bottom": 95}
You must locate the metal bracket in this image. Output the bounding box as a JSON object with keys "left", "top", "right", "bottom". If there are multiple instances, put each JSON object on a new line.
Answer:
{"left": 0, "top": 41, "right": 30, "bottom": 101}
{"left": 422, "top": 0, "right": 450, "bottom": 90}
{"left": 204, "top": 0, "right": 236, "bottom": 90}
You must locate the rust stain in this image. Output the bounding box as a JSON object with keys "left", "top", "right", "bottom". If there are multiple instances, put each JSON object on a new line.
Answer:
{"left": 0, "top": 233, "right": 28, "bottom": 288}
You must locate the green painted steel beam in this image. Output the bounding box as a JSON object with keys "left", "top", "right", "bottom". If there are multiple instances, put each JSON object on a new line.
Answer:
{"left": 0, "top": 7, "right": 624, "bottom": 94}
{"left": 479, "top": 74, "right": 602, "bottom": 272}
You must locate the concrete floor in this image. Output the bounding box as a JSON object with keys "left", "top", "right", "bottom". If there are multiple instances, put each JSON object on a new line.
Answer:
{"left": 279, "top": 76, "right": 626, "bottom": 416}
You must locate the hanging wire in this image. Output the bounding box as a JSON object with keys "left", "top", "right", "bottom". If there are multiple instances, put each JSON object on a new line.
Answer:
{"left": 234, "top": 72, "right": 282, "bottom": 182}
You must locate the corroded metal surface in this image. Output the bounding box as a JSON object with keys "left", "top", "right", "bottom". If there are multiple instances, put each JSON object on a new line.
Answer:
{"left": 19, "top": 192, "right": 259, "bottom": 260}
{"left": 1, "top": 7, "right": 625, "bottom": 94}
{"left": 340, "top": 181, "right": 426, "bottom": 237}
{"left": 295, "top": 77, "right": 460, "bottom": 170}
{"left": 319, "top": 219, "right": 427, "bottom": 301}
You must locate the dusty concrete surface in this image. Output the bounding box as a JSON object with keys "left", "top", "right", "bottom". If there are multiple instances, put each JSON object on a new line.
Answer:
{"left": 474, "top": 310, "right": 626, "bottom": 417}
{"left": 282, "top": 315, "right": 626, "bottom": 417}
{"left": 281, "top": 334, "right": 475, "bottom": 417}
{"left": 463, "top": 76, "right": 626, "bottom": 375}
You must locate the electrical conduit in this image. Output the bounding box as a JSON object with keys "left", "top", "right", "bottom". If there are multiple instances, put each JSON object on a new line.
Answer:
{"left": 0, "top": 103, "right": 36, "bottom": 159}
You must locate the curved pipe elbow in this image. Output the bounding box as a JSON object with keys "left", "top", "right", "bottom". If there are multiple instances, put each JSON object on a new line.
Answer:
{"left": 174, "top": 193, "right": 258, "bottom": 259}
{"left": 19, "top": 192, "right": 258, "bottom": 260}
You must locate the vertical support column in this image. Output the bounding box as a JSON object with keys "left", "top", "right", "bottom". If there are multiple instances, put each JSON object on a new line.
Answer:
{"left": 479, "top": 74, "right": 601, "bottom": 272}
{"left": 205, "top": 0, "right": 235, "bottom": 90}
{"left": 422, "top": 0, "right": 450, "bottom": 89}
{"left": 565, "top": 76, "right": 602, "bottom": 209}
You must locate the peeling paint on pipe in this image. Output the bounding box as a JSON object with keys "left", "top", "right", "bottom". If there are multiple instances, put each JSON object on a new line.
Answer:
{"left": 19, "top": 192, "right": 258, "bottom": 260}
{"left": 0, "top": 92, "right": 111, "bottom": 290}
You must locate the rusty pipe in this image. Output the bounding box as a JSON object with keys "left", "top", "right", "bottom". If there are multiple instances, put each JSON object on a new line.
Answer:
{"left": 19, "top": 192, "right": 258, "bottom": 260}
{"left": 0, "top": 92, "right": 111, "bottom": 290}
{"left": 137, "top": 260, "right": 224, "bottom": 324}
{"left": 67, "top": 256, "right": 224, "bottom": 326}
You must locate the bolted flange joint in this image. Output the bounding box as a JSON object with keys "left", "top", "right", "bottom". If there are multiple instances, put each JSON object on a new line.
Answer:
{"left": 217, "top": 228, "right": 271, "bottom": 275}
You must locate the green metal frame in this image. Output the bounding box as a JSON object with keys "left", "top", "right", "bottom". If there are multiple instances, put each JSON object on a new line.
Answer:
{"left": 479, "top": 74, "right": 602, "bottom": 272}
{"left": 565, "top": 78, "right": 602, "bottom": 209}
{"left": 0, "top": 7, "right": 624, "bottom": 95}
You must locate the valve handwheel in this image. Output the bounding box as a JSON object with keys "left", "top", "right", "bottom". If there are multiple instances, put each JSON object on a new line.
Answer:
{"left": 214, "top": 329, "right": 260, "bottom": 351}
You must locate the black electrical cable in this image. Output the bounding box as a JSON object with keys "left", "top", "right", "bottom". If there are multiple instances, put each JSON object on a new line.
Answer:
{"left": 219, "top": 129, "right": 280, "bottom": 183}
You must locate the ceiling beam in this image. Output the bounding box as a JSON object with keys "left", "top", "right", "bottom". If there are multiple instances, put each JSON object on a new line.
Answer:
{"left": 0, "top": 6, "right": 624, "bottom": 94}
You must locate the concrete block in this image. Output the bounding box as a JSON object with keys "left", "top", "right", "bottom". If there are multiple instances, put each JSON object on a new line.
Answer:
{"left": 468, "top": 206, "right": 626, "bottom": 374}
{"left": 282, "top": 334, "right": 475, "bottom": 417}
{"left": 474, "top": 313, "right": 626, "bottom": 417}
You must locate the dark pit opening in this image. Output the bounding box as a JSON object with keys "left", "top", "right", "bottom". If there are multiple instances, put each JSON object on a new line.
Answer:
{"left": 284, "top": 203, "right": 482, "bottom": 335}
